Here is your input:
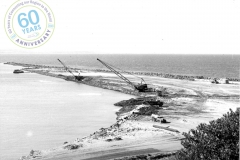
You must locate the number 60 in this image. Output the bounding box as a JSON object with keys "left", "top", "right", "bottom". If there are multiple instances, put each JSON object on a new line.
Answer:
{"left": 18, "top": 10, "right": 39, "bottom": 28}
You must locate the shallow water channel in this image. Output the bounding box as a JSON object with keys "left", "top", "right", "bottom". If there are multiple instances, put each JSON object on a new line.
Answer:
{"left": 0, "top": 63, "right": 134, "bottom": 160}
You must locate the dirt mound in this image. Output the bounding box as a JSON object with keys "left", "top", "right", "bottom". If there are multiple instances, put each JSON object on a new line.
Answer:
{"left": 115, "top": 97, "right": 163, "bottom": 107}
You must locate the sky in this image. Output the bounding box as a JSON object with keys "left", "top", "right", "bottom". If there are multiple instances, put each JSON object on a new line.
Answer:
{"left": 0, "top": 0, "right": 240, "bottom": 54}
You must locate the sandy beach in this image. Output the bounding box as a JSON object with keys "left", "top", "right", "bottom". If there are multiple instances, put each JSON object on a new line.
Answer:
{"left": 3, "top": 62, "right": 239, "bottom": 160}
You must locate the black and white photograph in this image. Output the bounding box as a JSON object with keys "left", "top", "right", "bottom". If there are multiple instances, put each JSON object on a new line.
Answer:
{"left": 0, "top": 0, "right": 239, "bottom": 160}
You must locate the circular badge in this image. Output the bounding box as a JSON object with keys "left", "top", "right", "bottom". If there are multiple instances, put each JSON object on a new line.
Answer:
{"left": 4, "top": 0, "right": 55, "bottom": 49}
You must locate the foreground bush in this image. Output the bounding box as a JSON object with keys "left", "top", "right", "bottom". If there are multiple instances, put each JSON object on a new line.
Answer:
{"left": 177, "top": 109, "right": 239, "bottom": 160}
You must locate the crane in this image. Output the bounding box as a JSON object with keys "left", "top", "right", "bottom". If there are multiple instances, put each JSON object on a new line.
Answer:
{"left": 57, "top": 59, "right": 84, "bottom": 81}
{"left": 97, "top": 58, "right": 148, "bottom": 92}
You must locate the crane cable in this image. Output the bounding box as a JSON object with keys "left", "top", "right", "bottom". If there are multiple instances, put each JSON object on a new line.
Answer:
{"left": 58, "top": 59, "right": 82, "bottom": 76}
{"left": 101, "top": 60, "right": 146, "bottom": 84}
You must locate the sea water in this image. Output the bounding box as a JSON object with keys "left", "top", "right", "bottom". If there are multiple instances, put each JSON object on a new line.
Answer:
{"left": 0, "top": 63, "right": 134, "bottom": 160}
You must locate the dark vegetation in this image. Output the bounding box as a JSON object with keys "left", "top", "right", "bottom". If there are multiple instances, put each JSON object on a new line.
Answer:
{"left": 177, "top": 109, "right": 239, "bottom": 160}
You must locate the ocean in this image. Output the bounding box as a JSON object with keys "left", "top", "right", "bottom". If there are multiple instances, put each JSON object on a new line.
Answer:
{"left": 0, "top": 54, "right": 239, "bottom": 79}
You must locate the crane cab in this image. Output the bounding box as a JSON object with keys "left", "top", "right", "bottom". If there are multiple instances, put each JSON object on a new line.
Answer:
{"left": 135, "top": 84, "right": 148, "bottom": 92}
{"left": 75, "top": 76, "right": 85, "bottom": 81}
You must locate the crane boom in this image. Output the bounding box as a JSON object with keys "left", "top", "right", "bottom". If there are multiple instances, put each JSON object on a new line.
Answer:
{"left": 97, "top": 58, "right": 148, "bottom": 92}
{"left": 97, "top": 58, "right": 135, "bottom": 87}
{"left": 57, "top": 59, "right": 84, "bottom": 81}
{"left": 57, "top": 59, "right": 75, "bottom": 77}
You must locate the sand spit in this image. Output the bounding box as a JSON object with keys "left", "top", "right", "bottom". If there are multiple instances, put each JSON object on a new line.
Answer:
{"left": 4, "top": 62, "right": 239, "bottom": 160}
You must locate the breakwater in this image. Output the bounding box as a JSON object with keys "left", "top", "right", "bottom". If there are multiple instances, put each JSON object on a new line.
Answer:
{"left": 6, "top": 62, "right": 144, "bottom": 96}
{"left": 5, "top": 62, "right": 240, "bottom": 82}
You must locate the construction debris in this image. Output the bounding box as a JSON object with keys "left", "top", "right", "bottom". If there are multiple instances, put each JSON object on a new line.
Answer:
{"left": 13, "top": 69, "right": 24, "bottom": 73}
{"left": 161, "top": 118, "right": 170, "bottom": 123}
{"left": 153, "top": 125, "right": 179, "bottom": 133}
{"left": 63, "top": 144, "right": 83, "bottom": 150}
{"left": 115, "top": 97, "right": 163, "bottom": 107}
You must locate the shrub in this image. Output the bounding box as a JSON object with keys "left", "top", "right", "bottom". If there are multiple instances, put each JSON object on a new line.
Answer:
{"left": 177, "top": 109, "right": 239, "bottom": 160}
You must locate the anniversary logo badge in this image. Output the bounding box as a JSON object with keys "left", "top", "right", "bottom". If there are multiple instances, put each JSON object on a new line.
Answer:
{"left": 4, "top": 0, "right": 55, "bottom": 49}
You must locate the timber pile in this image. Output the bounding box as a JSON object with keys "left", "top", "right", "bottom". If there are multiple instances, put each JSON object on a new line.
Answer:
{"left": 153, "top": 125, "right": 180, "bottom": 133}
{"left": 114, "top": 152, "right": 177, "bottom": 160}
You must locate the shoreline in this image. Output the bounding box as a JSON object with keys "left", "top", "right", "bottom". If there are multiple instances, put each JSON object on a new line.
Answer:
{"left": 3, "top": 62, "right": 239, "bottom": 160}
{"left": 5, "top": 62, "right": 240, "bottom": 82}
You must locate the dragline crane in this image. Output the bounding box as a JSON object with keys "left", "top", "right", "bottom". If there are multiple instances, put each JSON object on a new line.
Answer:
{"left": 97, "top": 58, "right": 149, "bottom": 92}
{"left": 57, "top": 59, "right": 84, "bottom": 81}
